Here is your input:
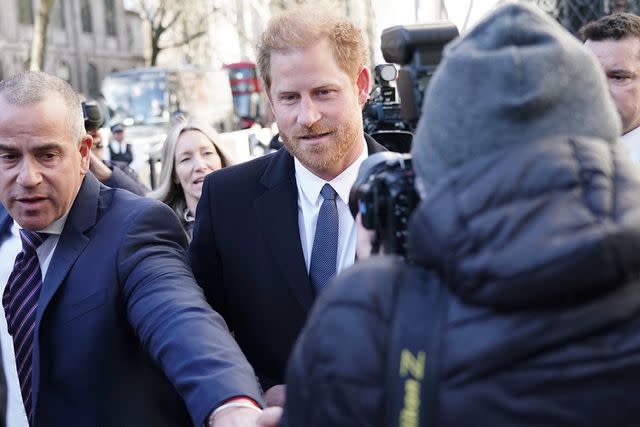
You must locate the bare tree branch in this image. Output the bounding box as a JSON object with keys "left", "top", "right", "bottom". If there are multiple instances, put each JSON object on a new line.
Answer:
{"left": 159, "top": 30, "right": 208, "bottom": 50}
{"left": 156, "top": 0, "right": 169, "bottom": 28}
{"left": 131, "top": 0, "right": 219, "bottom": 66}
{"left": 29, "top": 0, "right": 55, "bottom": 71}
{"left": 162, "top": 10, "right": 183, "bottom": 32}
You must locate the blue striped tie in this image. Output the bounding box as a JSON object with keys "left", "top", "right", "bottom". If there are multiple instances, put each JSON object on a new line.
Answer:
{"left": 3, "top": 230, "right": 48, "bottom": 422}
{"left": 309, "top": 184, "right": 339, "bottom": 292}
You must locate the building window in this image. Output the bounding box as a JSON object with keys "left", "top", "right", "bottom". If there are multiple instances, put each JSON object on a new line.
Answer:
{"left": 104, "top": 0, "right": 117, "bottom": 36}
{"left": 0, "top": 60, "right": 4, "bottom": 82}
{"left": 51, "top": 0, "right": 65, "bottom": 29}
{"left": 87, "top": 63, "right": 99, "bottom": 98}
{"left": 81, "top": 0, "right": 93, "bottom": 32}
{"left": 17, "top": 0, "right": 34, "bottom": 25}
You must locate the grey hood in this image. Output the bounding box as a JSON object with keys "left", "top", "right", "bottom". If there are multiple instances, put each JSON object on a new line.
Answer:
{"left": 408, "top": 135, "right": 640, "bottom": 310}
{"left": 411, "top": 1, "right": 621, "bottom": 189}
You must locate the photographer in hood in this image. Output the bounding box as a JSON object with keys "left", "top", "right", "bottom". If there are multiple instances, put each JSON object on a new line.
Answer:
{"left": 264, "top": 2, "right": 640, "bottom": 427}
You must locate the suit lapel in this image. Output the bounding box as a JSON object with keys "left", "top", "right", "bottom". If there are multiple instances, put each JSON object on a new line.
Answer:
{"left": 252, "top": 135, "right": 385, "bottom": 311}
{"left": 32, "top": 173, "right": 100, "bottom": 416}
{"left": 36, "top": 174, "right": 99, "bottom": 321}
{"left": 254, "top": 149, "right": 314, "bottom": 311}
{"left": 0, "top": 204, "right": 12, "bottom": 246}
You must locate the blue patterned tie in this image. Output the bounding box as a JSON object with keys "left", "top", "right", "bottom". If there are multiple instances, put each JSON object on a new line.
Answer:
{"left": 309, "top": 184, "right": 339, "bottom": 292}
{"left": 3, "top": 230, "right": 48, "bottom": 422}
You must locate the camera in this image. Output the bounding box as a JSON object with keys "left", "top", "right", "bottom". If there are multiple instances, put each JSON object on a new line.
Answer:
{"left": 381, "top": 22, "right": 459, "bottom": 130}
{"left": 362, "top": 64, "right": 413, "bottom": 153}
{"left": 362, "top": 64, "right": 404, "bottom": 134}
{"left": 352, "top": 23, "right": 458, "bottom": 256}
{"left": 349, "top": 152, "right": 419, "bottom": 256}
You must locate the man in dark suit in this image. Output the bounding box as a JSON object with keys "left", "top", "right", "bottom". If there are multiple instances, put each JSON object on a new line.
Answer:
{"left": 0, "top": 71, "right": 263, "bottom": 426}
{"left": 190, "top": 5, "right": 385, "bottom": 407}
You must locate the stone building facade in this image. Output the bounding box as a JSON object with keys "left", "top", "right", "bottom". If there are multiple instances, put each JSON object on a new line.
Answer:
{"left": 0, "top": 0, "right": 145, "bottom": 97}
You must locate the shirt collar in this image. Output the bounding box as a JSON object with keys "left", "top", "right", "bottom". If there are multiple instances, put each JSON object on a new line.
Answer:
{"left": 183, "top": 208, "right": 195, "bottom": 223}
{"left": 294, "top": 135, "right": 368, "bottom": 205}
{"left": 622, "top": 126, "right": 640, "bottom": 144}
{"left": 9, "top": 211, "right": 68, "bottom": 236}
{"left": 10, "top": 211, "right": 67, "bottom": 239}
{"left": 38, "top": 211, "right": 69, "bottom": 235}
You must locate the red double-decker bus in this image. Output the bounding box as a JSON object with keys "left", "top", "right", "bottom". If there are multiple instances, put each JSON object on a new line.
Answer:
{"left": 224, "top": 62, "right": 268, "bottom": 128}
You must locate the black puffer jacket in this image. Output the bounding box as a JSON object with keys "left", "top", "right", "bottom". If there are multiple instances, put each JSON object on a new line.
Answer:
{"left": 282, "top": 136, "right": 640, "bottom": 426}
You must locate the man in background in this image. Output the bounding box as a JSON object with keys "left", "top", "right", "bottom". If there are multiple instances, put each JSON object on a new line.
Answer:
{"left": 582, "top": 13, "right": 640, "bottom": 161}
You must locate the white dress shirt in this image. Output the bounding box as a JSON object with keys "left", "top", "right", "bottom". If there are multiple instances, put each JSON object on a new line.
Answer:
{"left": 621, "top": 126, "right": 640, "bottom": 163}
{"left": 295, "top": 136, "right": 368, "bottom": 275}
{"left": 0, "top": 215, "right": 66, "bottom": 427}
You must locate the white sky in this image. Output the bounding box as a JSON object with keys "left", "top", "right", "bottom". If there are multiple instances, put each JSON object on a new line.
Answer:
{"left": 128, "top": 0, "right": 506, "bottom": 65}
{"left": 371, "top": 0, "right": 502, "bottom": 63}
{"left": 374, "top": 0, "right": 502, "bottom": 35}
{"left": 440, "top": 0, "right": 503, "bottom": 31}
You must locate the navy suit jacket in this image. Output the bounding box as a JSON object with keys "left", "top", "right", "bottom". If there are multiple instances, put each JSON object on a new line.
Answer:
{"left": 0, "top": 174, "right": 262, "bottom": 426}
{"left": 190, "top": 135, "right": 386, "bottom": 389}
{"left": 103, "top": 161, "right": 148, "bottom": 196}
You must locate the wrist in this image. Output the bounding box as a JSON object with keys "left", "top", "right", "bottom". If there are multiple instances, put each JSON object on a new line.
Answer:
{"left": 207, "top": 398, "right": 262, "bottom": 426}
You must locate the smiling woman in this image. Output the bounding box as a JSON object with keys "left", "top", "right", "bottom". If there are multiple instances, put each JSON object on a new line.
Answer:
{"left": 148, "top": 120, "right": 235, "bottom": 239}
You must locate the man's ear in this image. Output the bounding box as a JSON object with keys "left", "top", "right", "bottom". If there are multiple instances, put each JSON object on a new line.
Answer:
{"left": 79, "top": 134, "right": 93, "bottom": 174}
{"left": 356, "top": 66, "right": 371, "bottom": 107}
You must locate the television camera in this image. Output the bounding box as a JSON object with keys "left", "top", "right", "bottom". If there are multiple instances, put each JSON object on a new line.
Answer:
{"left": 353, "top": 22, "right": 458, "bottom": 256}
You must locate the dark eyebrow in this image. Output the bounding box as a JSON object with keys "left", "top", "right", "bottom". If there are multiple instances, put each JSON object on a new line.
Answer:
{"left": 315, "top": 83, "right": 338, "bottom": 89}
{"left": 176, "top": 150, "right": 193, "bottom": 157}
{"left": 32, "top": 143, "right": 64, "bottom": 152}
{"left": 0, "top": 142, "right": 65, "bottom": 154}
{"left": 607, "top": 68, "right": 633, "bottom": 76}
{"left": 0, "top": 143, "right": 17, "bottom": 152}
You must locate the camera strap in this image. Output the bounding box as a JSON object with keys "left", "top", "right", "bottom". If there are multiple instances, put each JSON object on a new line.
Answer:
{"left": 384, "top": 264, "right": 448, "bottom": 427}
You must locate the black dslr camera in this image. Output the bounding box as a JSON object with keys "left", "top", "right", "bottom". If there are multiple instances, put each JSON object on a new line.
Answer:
{"left": 362, "top": 64, "right": 413, "bottom": 153}
{"left": 349, "top": 152, "right": 418, "bottom": 256}
{"left": 351, "top": 23, "right": 458, "bottom": 256}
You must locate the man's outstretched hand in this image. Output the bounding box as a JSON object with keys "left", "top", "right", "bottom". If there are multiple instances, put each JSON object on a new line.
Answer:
{"left": 256, "top": 407, "right": 283, "bottom": 427}
{"left": 210, "top": 406, "right": 262, "bottom": 427}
